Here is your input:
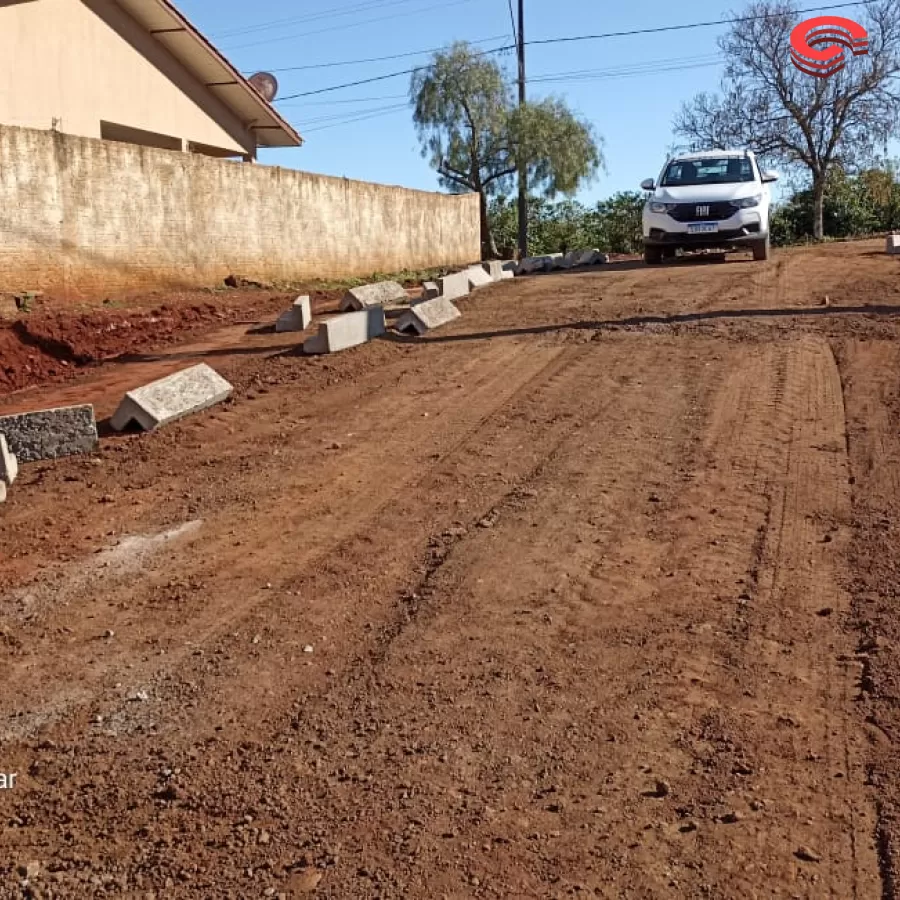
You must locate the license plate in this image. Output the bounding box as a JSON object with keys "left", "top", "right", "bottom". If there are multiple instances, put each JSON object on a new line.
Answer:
{"left": 688, "top": 223, "right": 718, "bottom": 234}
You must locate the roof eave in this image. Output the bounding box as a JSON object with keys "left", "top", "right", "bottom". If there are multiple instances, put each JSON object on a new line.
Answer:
{"left": 116, "top": 0, "right": 303, "bottom": 149}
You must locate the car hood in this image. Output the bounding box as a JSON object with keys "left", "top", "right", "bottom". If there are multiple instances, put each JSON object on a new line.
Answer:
{"left": 652, "top": 184, "right": 762, "bottom": 203}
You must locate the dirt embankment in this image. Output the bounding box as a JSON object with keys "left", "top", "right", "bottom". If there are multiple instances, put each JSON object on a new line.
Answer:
{"left": 0, "top": 288, "right": 344, "bottom": 396}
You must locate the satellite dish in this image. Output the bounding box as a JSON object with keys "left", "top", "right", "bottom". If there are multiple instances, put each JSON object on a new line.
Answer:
{"left": 248, "top": 72, "right": 278, "bottom": 102}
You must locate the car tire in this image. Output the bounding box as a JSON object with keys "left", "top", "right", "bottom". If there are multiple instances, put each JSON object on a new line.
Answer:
{"left": 752, "top": 237, "right": 770, "bottom": 261}
{"left": 643, "top": 245, "right": 663, "bottom": 265}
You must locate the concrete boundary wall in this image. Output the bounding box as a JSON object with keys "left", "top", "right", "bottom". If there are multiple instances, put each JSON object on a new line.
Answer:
{"left": 0, "top": 125, "right": 481, "bottom": 295}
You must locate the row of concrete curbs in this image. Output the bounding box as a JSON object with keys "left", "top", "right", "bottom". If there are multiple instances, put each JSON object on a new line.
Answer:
{"left": 0, "top": 364, "right": 234, "bottom": 501}
{"left": 268, "top": 260, "right": 517, "bottom": 357}
{"left": 0, "top": 262, "right": 517, "bottom": 496}
{"left": 517, "top": 249, "right": 610, "bottom": 274}
{"left": 0, "top": 251, "right": 596, "bottom": 499}
{"left": 888, "top": 234, "right": 900, "bottom": 255}
{"left": 281, "top": 249, "right": 605, "bottom": 357}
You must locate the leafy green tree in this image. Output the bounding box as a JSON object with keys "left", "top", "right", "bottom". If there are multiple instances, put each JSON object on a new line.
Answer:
{"left": 410, "top": 42, "right": 603, "bottom": 258}
{"left": 860, "top": 159, "right": 900, "bottom": 230}
{"left": 770, "top": 162, "right": 900, "bottom": 244}
{"left": 510, "top": 99, "right": 603, "bottom": 202}
{"left": 675, "top": 0, "right": 900, "bottom": 240}
{"left": 530, "top": 198, "right": 591, "bottom": 254}
{"left": 593, "top": 192, "right": 644, "bottom": 254}
{"left": 487, "top": 191, "right": 643, "bottom": 257}
{"left": 487, "top": 195, "right": 519, "bottom": 258}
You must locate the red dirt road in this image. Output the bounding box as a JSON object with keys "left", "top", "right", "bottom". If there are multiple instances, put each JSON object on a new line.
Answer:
{"left": 2, "top": 240, "right": 900, "bottom": 897}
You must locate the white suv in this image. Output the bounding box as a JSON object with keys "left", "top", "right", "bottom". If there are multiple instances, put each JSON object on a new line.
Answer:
{"left": 640, "top": 150, "right": 778, "bottom": 264}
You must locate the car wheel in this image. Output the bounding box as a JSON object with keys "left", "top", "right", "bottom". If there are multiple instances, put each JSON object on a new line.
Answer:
{"left": 643, "top": 245, "right": 663, "bottom": 265}
{"left": 752, "top": 237, "right": 770, "bottom": 261}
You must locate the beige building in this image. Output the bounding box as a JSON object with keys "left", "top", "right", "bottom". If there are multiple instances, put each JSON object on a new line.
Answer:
{"left": 0, "top": 0, "right": 302, "bottom": 160}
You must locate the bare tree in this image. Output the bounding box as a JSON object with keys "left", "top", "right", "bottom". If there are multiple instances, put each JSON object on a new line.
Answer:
{"left": 676, "top": 0, "right": 900, "bottom": 239}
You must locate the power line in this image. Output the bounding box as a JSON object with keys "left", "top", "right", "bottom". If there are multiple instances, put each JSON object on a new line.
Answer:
{"left": 276, "top": 44, "right": 515, "bottom": 101}
{"left": 286, "top": 54, "right": 723, "bottom": 123}
{"left": 277, "top": 64, "right": 440, "bottom": 101}
{"left": 289, "top": 42, "right": 891, "bottom": 136}
{"left": 297, "top": 101, "right": 411, "bottom": 127}
{"left": 302, "top": 104, "right": 410, "bottom": 133}
{"left": 273, "top": 0, "right": 875, "bottom": 101}
{"left": 529, "top": 55, "right": 725, "bottom": 85}
{"left": 253, "top": 35, "right": 508, "bottom": 74}
{"left": 285, "top": 54, "right": 722, "bottom": 114}
{"left": 212, "top": 0, "right": 433, "bottom": 39}
{"left": 292, "top": 58, "right": 729, "bottom": 134}
{"left": 526, "top": 0, "right": 877, "bottom": 48}
{"left": 506, "top": 0, "right": 518, "bottom": 45}
{"left": 290, "top": 66, "right": 427, "bottom": 99}
{"left": 532, "top": 52, "right": 722, "bottom": 77}
{"left": 280, "top": 93, "right": 409, "bottom": 108}
{"left": 221, "top": 0, "right": 479, "bottom": 51}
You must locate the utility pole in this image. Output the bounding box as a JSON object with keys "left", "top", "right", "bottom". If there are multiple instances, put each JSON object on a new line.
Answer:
{"left": 516, "top": 0, "right": 527, "bottom": 260}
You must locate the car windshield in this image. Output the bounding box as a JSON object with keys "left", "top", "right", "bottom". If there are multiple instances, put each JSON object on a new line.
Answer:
{"left": 661, "top": 157, "right": 756, "bottom": 187}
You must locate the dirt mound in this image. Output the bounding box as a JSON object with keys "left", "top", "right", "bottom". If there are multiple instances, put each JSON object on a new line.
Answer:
{"left": 0, "top": 289, "right": 342, "bottom": 396}
{"left": 26, "top": 304, "right": 224, "bottom": 358}
{"left": 0, "top": 305, "right": 231, "bottom": 395}
{"left": 0, "top": 326, "right": 75, "bottom": 392}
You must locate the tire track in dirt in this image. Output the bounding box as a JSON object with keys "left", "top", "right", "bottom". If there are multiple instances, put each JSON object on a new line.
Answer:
{"left": 1, "top": 337, "right": 646, "bottom": 742}
{"left": 739, "top": 337, "right": 874, "bottom": 896}
{"left": 235, "top": 340, "right": 718, "bottom": 898}
{"left": 0, "top": 338, "right": 559, "bottom": 739}
{"left": 121, "top": 340, "right": 665, "bottom": 733}
{"left": 0, "top": 338, "right": 712, "bottom": 897}
{"left": 657, "top": 336, "right": 878, "bottom": 897}
{"left": 832, "top": 338, "right": 900, "bottom": 898}
{"left": 536, "top": 335, "right": 876, "bottom": 898}
{"left": 272, "top": 335, "right": 882, "bottom": 897}
{"left": 751, "top": 251, "right": 797, "bottom": 312}
{"left": 359, "top": 342, "right": 704, "bottom": 669}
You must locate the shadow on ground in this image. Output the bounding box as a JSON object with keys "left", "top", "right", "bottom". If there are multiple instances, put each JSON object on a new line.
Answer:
{"left": 378, "top": 302, "right": 900, "bottom": 346}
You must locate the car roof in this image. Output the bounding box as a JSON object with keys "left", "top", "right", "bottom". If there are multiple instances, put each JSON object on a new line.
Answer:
{"left": 670, "top": 150, "right": 754, "bottom": 161}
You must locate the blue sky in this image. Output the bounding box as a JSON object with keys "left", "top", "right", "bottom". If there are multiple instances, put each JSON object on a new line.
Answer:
{"left": 178, "top": 0, "right": 891, "bottom": 204}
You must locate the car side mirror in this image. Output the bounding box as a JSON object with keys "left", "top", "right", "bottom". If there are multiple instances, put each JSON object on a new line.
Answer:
{"left": 640, "top": 178, "right": 655, "bottom": 191}
{"left": 761, "top": 170, "right": 779, "bottom": 183}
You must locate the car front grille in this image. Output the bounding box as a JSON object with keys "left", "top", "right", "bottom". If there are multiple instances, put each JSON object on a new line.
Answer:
{"left": 667, "top": 202, "right": 735, "bottom": 222}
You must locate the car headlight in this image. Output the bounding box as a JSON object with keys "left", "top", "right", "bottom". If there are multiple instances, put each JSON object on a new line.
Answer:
{"left": 730, "top": 195, "right": 761, "bottom": 209}
{"left": 649, "top": 201, "right": 678, "bottom": 213}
